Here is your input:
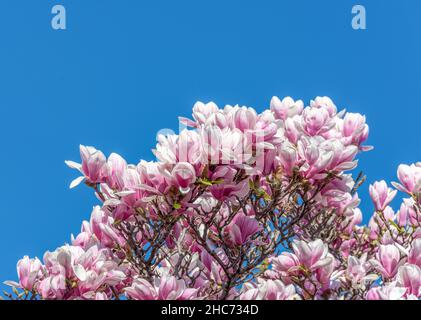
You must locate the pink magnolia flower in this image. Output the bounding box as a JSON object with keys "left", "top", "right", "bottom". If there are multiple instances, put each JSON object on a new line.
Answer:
{"left": 310, "top": 96, "right": 337, "bottom": 116}
{"left": 340, "top": 208, "right": 363, "bottom": 234}
{"left": 369, "top": 180, "right": 397, "bottom": 211}
{"left": 208, "top": 166, "right": 250, "bottom": 200}
{"left": 396, "top": 264, "right": 421, "bottom": 297}
{"left": 177, "top": 129, "right": 205, "bottom": 166}
{"left": 220, "top": 128, "right": 248, "bottom": 165}
{"left": 17, "top": 256, "right": 43, "bottom": 291}
{"left": 71, "top": 246, "right": 126, "bottom": 298}
{"left": 300, "top": 107, "right": 334, "bottom": 136}
{"left": 279, "top": 142, "right": 297, "bottom": 175}
{"left": 319, "top": 139, "right": 358, "bottom": 172}
{"left": 233, "top": 106, "right": 257, "bottom": 132}
{"left": 291, "top": 239, "right": 334, "bottom": 271}
{"left": 200, "top": 125, "right": 223, "bottom": 164}
{"left": 371, "top": 244, "right": 402, "bottom": 279}
{"left": 90, "top": 206, "right": 125, "bottom": 248}
{"left": 339, "top": 239, "right": 356, "bottom": 259}
{"left": 397, "top": 198, "right": 420, "bottom": 226}
{"left": 270, "top": 96, "right": 304, "bottom": 120}
{"left": 240, "top": 279, "right": 297, "bottom": 300}
{"left": 397, "top": 201, "right": 409, "bottom": 227}
{"left": 94, "top": 292, "right": 109, "bottom": 300}
{"left": 284, "top": 116, "right": 302, "bottom": 144}
{"left": 340, "top": 113, "right": 371, "bottom": 150}
{"left": 254, "top": 110, "right": 280, "bottom": 142}
{"left": 171, "top": 162, "right": 196, "bottom": 194}
{"left": 192, "top": 101, "right": 219, "bottom": 125}
{"left": 38, "top": 274, "right": 67, "bottom": 300}
{"left": 226, "top": 212, "right": 261, "bottom": 246}
{"left": 297, "top": 137, "right": 333, "bottom": 179}
{"left": 408, "top": 238, "right": 421, "bottom": 267}
{"left": 199, "top": 249, "right": 226, "bottom": 286}
{"left": 205, "top": 110, "right": 229, "bottom": 129}
{"left": 270, "top": 253, "right": 301, "bottom": 283}
{"left": 35, "top": 241, "right": 127, "bottom": 300}
{"left": 65, "top": 145, "right": 107, "bottom": 188}
{"left": 125, "top": 276, "right": 197, "bottom": 300}
{"left": 341, "top": 113, "right": 367, "bottom": 138}
{"left": 346, "top": 253, "right": 377, "bottom": 285}
{"left": 104, "top": 153, "right": 127, "bottom": 190}
{"left": 392, "top": 163, "right": 421, "bottom": 195}
{"left": 366, "top": 283, "right": 407, "bottom": 300}
{"left": 137, "top": 160, "right": 169, "bottom": 194}
{"left": 79, "top": 145, "right": 107, "bottom": 183}
{"left": 368, "top": 206, "right": 396, "bottom": 241}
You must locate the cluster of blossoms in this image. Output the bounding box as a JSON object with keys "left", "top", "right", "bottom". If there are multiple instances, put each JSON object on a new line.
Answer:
{"left": 4, "top": 97, "right": 420, "bottom": 300}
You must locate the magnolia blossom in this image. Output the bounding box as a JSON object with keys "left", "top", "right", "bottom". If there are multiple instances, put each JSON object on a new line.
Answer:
{"left": 239, "top": 279, "right": 298, "bottom": 300}
{"left": 396, "top": 264, "right": 421, "bottom": 297}
{"left": 369, "top": 181, "right": 397, "bottom": 211}
{"left": 225, "top": 212, "right": 261, "bottom": 246}
{"left": 392, "top": 164, "right": 421, "bottom": 195}
{"left": 371, "top": 245, "right": 402, "bottom": 279}
{"left": 366, "top": 283, "right": 407, "bottom": 300}
{"left": 291, "top": 240, "right": 334, "bottom": 272}
{"left": 408, "top": 239, "right": 421, "bottom": 267}
{"left": 125, "top": 276, "right": 197, "bottom": 300}
{"left": 171, "top": 162, "right": 196, "bottom": 194}
{"left": 16, "top": 256, "right": 43, "bottom": 291}
{"left": 346, "top": 254, "right": 378, "bottom": 285}
{"left": 270, "top": 96, "right": 304, "bottom": 120}
{"left": 4, "top": 96, "right": 420, "bottom": 301}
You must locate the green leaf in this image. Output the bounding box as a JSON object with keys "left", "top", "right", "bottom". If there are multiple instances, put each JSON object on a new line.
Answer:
{"left": 211, "top": 178, "right": 224, "bottom": 185}
{"left": 263, "top": 192, "right": 272, "bottom": 201}
{"left": 389, "top": 220, "right": 405, "bottom": 233}
{"left": 173, "top": 202, "right": 181, "bottom": 210}
{"left": 198, "top": 178, "right": 213, "bottom": 186}
{"left": 198, "top": 177, "right": 224, "bottom": 186}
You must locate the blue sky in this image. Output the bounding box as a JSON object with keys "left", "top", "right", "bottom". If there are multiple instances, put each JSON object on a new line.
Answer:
{"left": 0, "top": 0, "right": 420, "bottom": 292}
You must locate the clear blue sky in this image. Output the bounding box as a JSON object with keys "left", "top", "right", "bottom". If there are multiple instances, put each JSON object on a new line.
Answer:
{"left": 0, "top": 0, "right": 420, "bottom": 291}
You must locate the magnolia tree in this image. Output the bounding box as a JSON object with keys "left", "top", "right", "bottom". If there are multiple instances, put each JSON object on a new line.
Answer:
{"left": 4, "top": 96, "right": 421, "bottom": 300}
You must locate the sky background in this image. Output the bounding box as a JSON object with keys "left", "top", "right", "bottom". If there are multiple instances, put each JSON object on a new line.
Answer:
{"left": 0, "top": 0, "right": 420, "bottom": 293}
